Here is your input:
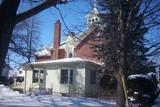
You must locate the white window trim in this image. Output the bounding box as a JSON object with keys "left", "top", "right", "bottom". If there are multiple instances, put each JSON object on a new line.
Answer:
{"left": 32, "top": 68, "right": 45, "bottom": 84}
{"left": 60, "top": 68, "right": 75, "bottom": 84}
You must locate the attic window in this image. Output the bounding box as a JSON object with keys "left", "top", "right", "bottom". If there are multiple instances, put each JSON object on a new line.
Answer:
{"left": 69, "top": 53, "right": 73, "bottom": 58}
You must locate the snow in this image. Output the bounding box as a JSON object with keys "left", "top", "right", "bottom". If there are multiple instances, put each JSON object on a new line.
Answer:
{"left": 128, "top": 74, "right": 148, "bottom": 80}
{"left": 35, "top": 48, "right": 51, "bottom": 57}
{"left": 0, "top": 84, "right": 115, "bottom": 107}
{"left": 152, "top": 94, "right": 160, "bottom": 107}
{"left": 128, "top": 72, "right": 157, "bottom": 80}
{"left": 32, "top": 57, "right": 101, "bottom": 65}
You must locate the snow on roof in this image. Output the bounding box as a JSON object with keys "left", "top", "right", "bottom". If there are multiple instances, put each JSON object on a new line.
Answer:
{"left": 35, "top": 48, "right": 51, "bottom": 57}
{"left": 32, "top": 57, "right": 101, "bottom": 65}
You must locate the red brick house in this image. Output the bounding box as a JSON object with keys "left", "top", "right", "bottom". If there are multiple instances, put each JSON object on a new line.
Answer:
{"left": 35, "top": 21, "right": 101, "bottom": 63}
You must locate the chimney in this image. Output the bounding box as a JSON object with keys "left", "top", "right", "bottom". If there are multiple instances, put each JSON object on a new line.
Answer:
{"left": 53, "top": 20, "right": 61, "bottom": 60}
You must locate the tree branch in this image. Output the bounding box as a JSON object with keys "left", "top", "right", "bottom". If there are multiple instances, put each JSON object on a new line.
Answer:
{"left": 15, "top": 0, "right": 68, "bottom": 23}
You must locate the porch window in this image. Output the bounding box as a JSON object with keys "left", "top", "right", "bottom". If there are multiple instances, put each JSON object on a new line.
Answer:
{"left": 33, "top": 70, "right": 39, "bottom": 83}
{"left": 40, "top": 70, "right": 44, "bottom": 83}
{"left": 60, "top": 69, "right": 68, "bottom": 84}
{"left": 32, "top": 69, "right": 44, "bottom": 83}
{"left": 69, "top": 69, "right": 73, "bottom": 84}
{"left": 60, "top": 69, "right": 74, "bottom": 84}
{"left": 90, "top": 71, "right": 96, "bottom": 84}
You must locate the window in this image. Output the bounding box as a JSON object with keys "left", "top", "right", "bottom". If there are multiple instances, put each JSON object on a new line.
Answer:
{"left": 90, "top": 71, "right": 96, "bottom": 84}
{"left": 32, "top": 69, "right": 44, "bottom": 83}
{"left": 60, "top": 69, "right": 68, "bottom": 84}
{"left": 40, "top": 70, "right": 44, "bottom": 83}
{"left": 60, "top": 69, "right": 74, "bottom": 84}
{"left": 68, "top": 53, "right": 72, "bottom": 58}
{"left": 91, "top": 34, "right": 97, "bottom": 40}
{"left": 32, "top": 70, "right": 39, "bottom": 83}
{"left": 69, "top": 69, "right": 73, "bottom": 84}
{"left": 96, "top": 18, "right": 98, "bottom": 22}
{"left": 16, "top": 77, "right": 24, "bottom": 82}
{"left": 19, "top": 71, "right": 22, "bottom": 74}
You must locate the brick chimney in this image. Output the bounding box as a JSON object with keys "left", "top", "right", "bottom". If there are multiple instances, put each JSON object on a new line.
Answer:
{"left": 53, "top": 20, "right": 61, "bottom": 60}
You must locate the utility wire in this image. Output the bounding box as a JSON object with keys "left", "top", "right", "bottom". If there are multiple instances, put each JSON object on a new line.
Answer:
{"left": 55, "top": 6, "right": 100, "bottom": 47}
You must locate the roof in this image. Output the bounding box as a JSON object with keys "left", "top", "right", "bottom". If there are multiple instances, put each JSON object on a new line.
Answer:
{"left": 32, "top": 57, "right": 101, "bottom": 66}
{"left": 35, "top": 27, "right": 97, "bottom": 58}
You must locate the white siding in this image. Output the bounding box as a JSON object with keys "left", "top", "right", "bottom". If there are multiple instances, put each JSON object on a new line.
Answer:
{"left": 23, "top": 62, "right": 100, "bottom": 96}
{"left": 45, "top": 69, "right": 60, "bottom": 94}
{"left": 85, "top": 69, "right": 99, "bottom": 97}
{"left": 75, "top": 68, "right": 86, "bottom": 95}
{"left": 25, "top": 70, "right": 33, "bottom": 92}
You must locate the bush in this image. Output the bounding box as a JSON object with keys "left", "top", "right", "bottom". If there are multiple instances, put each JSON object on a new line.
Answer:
{"left": 99, "top": 75, "right": 117, "bottom": 90}
{"left": 127, "top": 73, "right": 159, "bottom": 107}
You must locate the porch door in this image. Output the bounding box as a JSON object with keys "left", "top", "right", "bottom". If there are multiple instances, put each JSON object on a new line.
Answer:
{"left": 60, "top": 69, "right": 74, "bottom": 94}
{"left": 39, "top": 70, "right": 46, "bottom": 90}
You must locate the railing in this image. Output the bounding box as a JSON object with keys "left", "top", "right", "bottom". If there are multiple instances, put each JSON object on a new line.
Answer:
{"left": 12, "top": 82, "right": 24, "bottom": 89}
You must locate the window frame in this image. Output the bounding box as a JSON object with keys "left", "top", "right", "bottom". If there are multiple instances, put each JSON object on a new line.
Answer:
{"left": 32, "top": 69, "right": 45, "bottom": 83}
{"left": 90, "top": 71, "right": 96, "bottom": 84}
{"left": 60, "top": 68, "right": 74, "bottom": 84}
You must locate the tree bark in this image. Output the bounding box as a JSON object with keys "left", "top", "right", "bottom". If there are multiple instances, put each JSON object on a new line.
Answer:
{"left": 116, "top": 74, "right": 126, "bottom": 107}
{"left": 0, "top": 23, "right": 15, "bottom": 78}
{"left": 0, "top": 0, "right": 20, "bottom": 78}
{"left": 116, "top": 0, "right": 127, "bottom": 106}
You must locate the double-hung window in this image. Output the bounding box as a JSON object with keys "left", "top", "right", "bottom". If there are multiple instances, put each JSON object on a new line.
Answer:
{"left": 90, "top": 71, "right": 96, "bottom": 84}
{"left": 33, "top": 70, "right": 39, "bottom": 83}
{"left": 32, "top": 69, "right": 44, "bottom": 83}
{"left": 60, "top": 69, "right": 74, "bottom": 84}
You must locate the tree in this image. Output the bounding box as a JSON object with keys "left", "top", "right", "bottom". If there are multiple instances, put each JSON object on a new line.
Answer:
{"left": 0, "top": 0, "right": 68, "bottom": 78}
{"left": 96, "top": 0, "right": 160, "bottom": 107}
{"left": 9, "top": 17, "right": 40, "bottom": 64}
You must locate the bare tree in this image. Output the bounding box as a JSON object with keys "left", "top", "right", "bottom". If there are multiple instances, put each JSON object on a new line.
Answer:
{"left": 9, "top": 17, "right": 40, "bottom": 65}
{"left": 0, "top": 0, "right": 69, "bottom": 78}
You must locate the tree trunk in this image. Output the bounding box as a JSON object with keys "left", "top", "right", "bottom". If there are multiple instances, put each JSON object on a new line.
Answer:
{"left": 0, "top": 0, "right": 20, "bottom": 79}
{"left": 0, "top": 23, "right": 15, "bottom": 78}
{"left": 116, "top": 75, "right": 126, "bottom": 107}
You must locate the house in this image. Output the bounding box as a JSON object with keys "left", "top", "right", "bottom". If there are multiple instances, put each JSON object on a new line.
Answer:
{"left": 22, "top": 3, "right": 103, "bottom": 97}
{"left": 11, "top": 68, "right": 25, "bottom": 91}
{"left": 1, "top": 64, "right": 12, "bottom": 79}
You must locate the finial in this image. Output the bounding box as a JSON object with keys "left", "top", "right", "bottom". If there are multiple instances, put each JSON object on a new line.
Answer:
{"left": 94, "top": 0, "right": 97, "bottom": 7}
{"left": 92, "top": 0, "right": 98, "bottom": 14}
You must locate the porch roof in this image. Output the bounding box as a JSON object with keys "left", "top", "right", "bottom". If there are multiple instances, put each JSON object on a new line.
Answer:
{"left": 32, "top": 57, "right": 101, "bottom": 66}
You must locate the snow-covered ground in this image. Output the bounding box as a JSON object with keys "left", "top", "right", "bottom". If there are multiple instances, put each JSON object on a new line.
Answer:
{"left": 152, "top": 94, "right": 160, "bottom": 107}
{"left": 0, "top": 85, "right": 115, "bottom": 107}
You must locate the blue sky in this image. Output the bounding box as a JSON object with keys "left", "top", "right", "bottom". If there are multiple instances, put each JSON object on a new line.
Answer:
{"left": 8, "top": 0, "right": 95, "bottom": 68}
{"left": 36, "top": 0, "right": 93, "bottom": 46}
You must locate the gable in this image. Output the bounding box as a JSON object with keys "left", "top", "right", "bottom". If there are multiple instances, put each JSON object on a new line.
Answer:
{"left": 75, "top": 27, "right": 98, "bottom": 49}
